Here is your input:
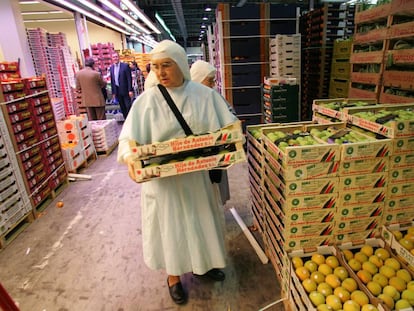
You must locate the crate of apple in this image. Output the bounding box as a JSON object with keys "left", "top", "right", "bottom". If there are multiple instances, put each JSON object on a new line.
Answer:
{"left": 342, "top": 243, "right": 414, "bottom": 310}
{"left": 266, "top": 130, "right": 319, "bottom": 150}
{"left": 292, "top": 252, "right": 379, "bottom": 310}
{"left": 310, "top": 128, "right": 375, "bottom": 144}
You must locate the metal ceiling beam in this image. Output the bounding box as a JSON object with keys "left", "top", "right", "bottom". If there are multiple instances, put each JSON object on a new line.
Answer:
{"left": 171, "top": 0, "right": 187, "bottom": 46}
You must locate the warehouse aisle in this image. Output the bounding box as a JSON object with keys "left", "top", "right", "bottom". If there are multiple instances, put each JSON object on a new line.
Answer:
{"left": 0, "top": 142, "right": 284, "bottom": 311}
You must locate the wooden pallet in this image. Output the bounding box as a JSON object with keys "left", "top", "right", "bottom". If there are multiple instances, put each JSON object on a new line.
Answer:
{"left": 96, "top": 141, "right": 118, "bottom": 156}
{"left": 68, "top": 152, "right": 97, "bottom": 174}
{"left": 0, "top": 211, "right": 34, "bottom": 250}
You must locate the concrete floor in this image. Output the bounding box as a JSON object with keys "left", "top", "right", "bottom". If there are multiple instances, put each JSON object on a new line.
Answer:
{"left": 0, "top": 141, "right": 284, "bottom": 311}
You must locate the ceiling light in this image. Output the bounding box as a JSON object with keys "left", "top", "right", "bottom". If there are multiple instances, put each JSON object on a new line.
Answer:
{"left": 121, "top": 0, "right": 161, "bottom": 34}
{"left": 24, "top": 18, "right": 74, "bottom": 22}
{"left": 205, "top": 6, "right": 212, "bottom": 12}
{"left": 77, "top": 0, "right": 140, "bottom": 35}
{"left": 48, "top": 0, "right": 130, "bottom": 35}
{"left": 19, "top": 1, "right": 40, "bottom": 4}
{"left": 97, "top": 0, "right": 151, "bottom": 35}
{"left": 155, "top": 12, "right": 175, "bottom": 41}
{"left": 21, "top": 10, "right": 63, "bottom": 15}
{"left": 202, "top": 16, "right": 208, "bottom": 21}
{"left": 201, "top": 24, "right": 206, "bottom": 29}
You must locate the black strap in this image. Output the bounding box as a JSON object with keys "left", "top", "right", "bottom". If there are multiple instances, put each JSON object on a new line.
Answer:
{"left": 158, "top": 84, "right": 193, "bottom": 136}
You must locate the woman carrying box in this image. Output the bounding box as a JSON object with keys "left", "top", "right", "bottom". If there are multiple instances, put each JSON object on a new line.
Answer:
{"left": 117, "top": 40, "right": 238, "bottom": 305}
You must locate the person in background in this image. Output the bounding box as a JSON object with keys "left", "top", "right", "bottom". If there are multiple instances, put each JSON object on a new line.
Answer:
{"left": 110, "top": 52, "right": 134, "bottom": 120}
{"left": 190, "top": 60, "right": 233, "bottom": 205}
{"left": 130, "top": 61, "right": 145, "bottom": 97}
{"left": 117, "top": 40, "right": 238, "bottom": 305}
{"left": 75, "top": 57, "right": 107, "bottom": 120}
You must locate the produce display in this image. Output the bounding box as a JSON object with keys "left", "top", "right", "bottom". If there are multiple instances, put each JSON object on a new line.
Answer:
{"left": 292, "top": 252, "right": 377, "bottom": 310}
{"left": 343, "top": 243, "right": 414, "bottom": 310}
{"left": 351, "top": 109, "right": 414, "bottom": 127}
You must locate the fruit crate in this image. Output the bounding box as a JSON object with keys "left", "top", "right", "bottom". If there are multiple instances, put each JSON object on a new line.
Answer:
{"left": 131, "top": 141, "right": 246, "bottom": 183}
{"left": 263, "top": 147, "right": 340, "bottom": 180}
{"left": 382, "top": 223, "right": 414, "bottom": 272}
{"left": 129, "top": 121, "right": 244, "bottom": 161}
{"left": 261, "top": 124, "right": 341, "bottom": 166}
{"left": 304, "top": 122, "right": 392, "bottom": 161}
{"left": 345, "top": 103, "right": 414, "bottom": 138}
{"left": 312, "top": 98, "right": 377, "bottom": 121}
{"left": 286, "top": 245, "right": 382, "bottom": 311}
{"left": 337, "top": 238, "right": 414, "bottom": 311}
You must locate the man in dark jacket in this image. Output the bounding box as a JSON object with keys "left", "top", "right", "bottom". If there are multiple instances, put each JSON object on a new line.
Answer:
{"left": 110, "top": 52, "right": 134, "bottom": 120}
{"left": 75, "top": 57, "right": 107, "bottom": 120}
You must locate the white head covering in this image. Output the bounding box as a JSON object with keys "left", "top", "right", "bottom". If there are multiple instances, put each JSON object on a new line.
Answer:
{"left": 190, "top": 60, "right": 216, "bottom": 83}
{"left": 144, "top": 71, "right": 158, "bottom": 90}
{"left": 149, "top": 40, "right": 190, "bottom": 81}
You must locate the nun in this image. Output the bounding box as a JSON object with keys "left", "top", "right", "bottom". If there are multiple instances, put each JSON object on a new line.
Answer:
{"left": 117, "top": 40, "right": 239, "bottom": 305}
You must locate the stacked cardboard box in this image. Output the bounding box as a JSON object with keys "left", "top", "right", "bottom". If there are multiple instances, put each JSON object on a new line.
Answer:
{"left": 57, "top": 114, "right": 95, "bottom": 171}
{"left": 89, "top": 119, "right": 119, "bottom": 154}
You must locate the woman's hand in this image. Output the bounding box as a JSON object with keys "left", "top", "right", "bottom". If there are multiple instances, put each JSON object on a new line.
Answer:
{"left": 125, "top": 155, "right": 137, "bottom": 182}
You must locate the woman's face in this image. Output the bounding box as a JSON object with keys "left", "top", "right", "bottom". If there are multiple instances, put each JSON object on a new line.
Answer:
{"left": 201, "top": 75, "right": 216, "bottom": 89}
{"left": 151, "top": 58, "right": 184, "bottom": 88}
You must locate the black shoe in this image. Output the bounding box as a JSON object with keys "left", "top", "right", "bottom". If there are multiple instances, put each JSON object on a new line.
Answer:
{"left": 194, "top": 269, "right": 225, "bottom": 281}
{"left": 167, "top": 278, "right": 187, "bottom": 305}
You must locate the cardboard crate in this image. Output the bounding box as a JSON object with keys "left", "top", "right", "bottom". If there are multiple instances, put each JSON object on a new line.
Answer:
{"left": 385, "top": 193, "right": 414, "bottom": 210}
{"left": 388, "top": 181, "right": 414, "bottom": 198}
{"left": 132, "top": 142, "right": 246, "bottom": 183}
{"left": 312, "top": 98, "right": 377, "bottom": 121}
{"left": 305, "top": 123, "right": 392, "bottom": 161}
{"left": 339, "top": 157, "right": 390, "bottom": 177}
{"left": 339, "top": 188, "right": 386, "bottom": 206}
{"left": 346, "top": 104, "right": 414, "bottom": 138}
{"left": 390, "top": 153, "right": 414, "bottom": 169}
{"left": 381, "top": 223, "right": 414, "bottom": 270}
{"left": 355, "top": 3, "right": 391, "bottom": 24}
{"left": 333, "top": 39, "right": 353, "bottom": 59}
{"left": 335, "top": 215, "right": 383, "bottom": 234}
{"left": 338, "top": 172, "right": 387, "bottom": 191}
{"left": 264, "top": 176, "right": 338, "bottom": 212}
{"left": 262, "top": 125, "right": 341, "bottom": 166}
{"left": 382, "top": 70, "right": 414, "bottom": 90}
{"left": 264, "top": 148, "right": 340, "bottom": 181}
{"left": 264, "top": 163, "right": 339, "bottom": 196}
{"left": 392, "top": 136, "right": 414, "bottom": 155}
{"left": 354, "top": 27, "right": 389, "bottom": 45}
{"left": 383, "top": 206, "right": 414, "bottom": 226}
{"left": 387, "top": 48, "right": 414, "bottom": 66}
{"left": 379, "top": 87, "right": 414, "bottom": 104}
{"left": 389, "top": 167, "right": 414, "bottom": 183}
{"left": 334, "top": 229, "right": 380, "bottom": 245}
{"left": 130, "top": 121, "right": 244, "bottom": 160}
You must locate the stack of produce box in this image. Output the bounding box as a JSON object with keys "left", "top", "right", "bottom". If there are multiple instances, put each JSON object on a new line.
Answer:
{"left": 57, "top": 114, "right": 95, "bottom": 172}
{"left": 262, "top": 79, "right": 300, "bottom": 124}
{"left": 128, "top": 121, "right": 245, "bottom": 183}
{"left": 0, "top": 66, "right": 33, "bottom": 244}
{"left": 329, "top": 39, "right": 353, "bottom": 98}
{"left": 269, "top": 34, "right": 301, "bottom": 83}
{"left": 380, "top": 1, "right": 414, "bottom": 104}
{"left": 89, "top": 119, "right": 119, "bottom": 155}
{"left": 260, "top": 123, "right": 341, "bottom": 282}
{"left": 348, "top": 1, "right": 391, "bottom": 100}
{"left": 0, "top": 69, "right": 67, "bottom": 220}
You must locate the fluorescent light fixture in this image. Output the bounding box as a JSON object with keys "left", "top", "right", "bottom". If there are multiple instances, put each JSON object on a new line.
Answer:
{"left": 49, "top": 0, "right": 130, "bottom": 35}
{"left": 121, "top": 0, "right": 161, "bottom": 34}
{"left": 97, "top": 0, "right": 151, "bottom": 35}
{"left": 24, "top": 18, "right": 74, "bottom": 22}
{"left": 155, "top": 12, "right": 175, "bottom": 41}
{"left": 21, "top": 10, "right": 63, "bottom": 15}
{"left": 77, "top": 0, "right": 140, "bottom": 35}
{"left": 19, "top": 1, "right": 40, "bottom": 4}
